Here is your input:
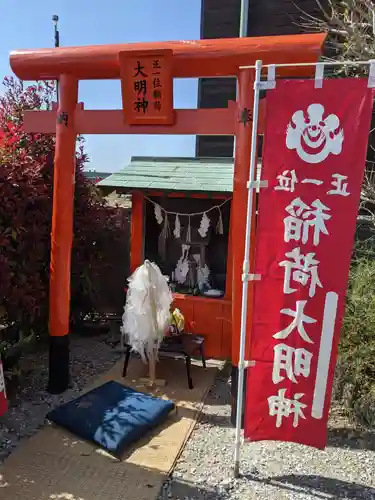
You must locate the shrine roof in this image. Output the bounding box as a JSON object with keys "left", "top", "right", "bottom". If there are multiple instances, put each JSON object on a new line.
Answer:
{"left": 97, "top": 156, "right": 237, "bottom": 193}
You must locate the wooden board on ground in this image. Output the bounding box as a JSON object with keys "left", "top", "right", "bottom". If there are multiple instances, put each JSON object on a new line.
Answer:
{"left": 0, "top": 356, "right": 221, "bottom": 500}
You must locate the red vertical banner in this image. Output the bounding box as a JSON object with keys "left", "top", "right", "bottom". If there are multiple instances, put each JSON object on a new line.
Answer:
{"left": 0, "top": 355, "right": 8, "bottom": 416}
{"left": 244, "top": 79, "right": 374, "bottom": 449}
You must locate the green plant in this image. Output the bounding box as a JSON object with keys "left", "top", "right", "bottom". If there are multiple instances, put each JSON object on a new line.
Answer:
{"left": 336, "top": 248, "right": 375, "bottom": 427}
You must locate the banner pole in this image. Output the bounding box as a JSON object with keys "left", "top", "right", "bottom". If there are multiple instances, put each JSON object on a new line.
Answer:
{"left": 233, "top": 59, "right": 262, "bottom": 478}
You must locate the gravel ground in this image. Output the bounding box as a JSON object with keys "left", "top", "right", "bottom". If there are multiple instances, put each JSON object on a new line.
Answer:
{"left": 0, "top": 333, "right": 122, "bottom": 462}
{"left": 1, "top": 338, "right": 375, "bottom": 499}
{"left": 159, "top": 364, "right": 375, "bottom": 500}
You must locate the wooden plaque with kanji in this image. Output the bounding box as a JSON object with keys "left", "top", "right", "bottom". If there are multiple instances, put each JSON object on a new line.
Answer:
{"left": 119, "top": 49, "right": 175, "bottom": 126}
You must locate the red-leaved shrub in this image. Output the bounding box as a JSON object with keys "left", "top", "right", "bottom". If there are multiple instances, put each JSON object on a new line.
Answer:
{"left": 0, "top": 77, "right": 123, "bottom": 354}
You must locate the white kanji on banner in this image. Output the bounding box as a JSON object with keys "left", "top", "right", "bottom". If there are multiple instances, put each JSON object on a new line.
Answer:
{"left": 283, "top": 198, "right": 331, "bottom": 246}
{"left": 328, "top": 174, "right": 350, "bottom": 196}
{"left": 274, "top": 300, "right": 316, "bottom": 344}
{"left": 272, "top": 343, "right": 313, "bottom": 384}
{"left": 268, "top": 388, "right": 307, "bottom": 428}
{"left": 286, "top": 104, "right": 344, "bottom": 164}
{"left": 279, "top": 247, "right": 323, "bottom": 298}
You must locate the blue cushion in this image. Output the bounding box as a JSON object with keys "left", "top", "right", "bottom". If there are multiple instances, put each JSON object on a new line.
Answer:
{"left": 46, "top": 380, "right": 175, "bottom": 457}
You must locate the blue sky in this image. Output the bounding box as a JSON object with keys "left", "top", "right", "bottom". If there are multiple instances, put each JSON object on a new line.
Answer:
{"left": 0, "top": 0, "right": 201, "bottom": 172}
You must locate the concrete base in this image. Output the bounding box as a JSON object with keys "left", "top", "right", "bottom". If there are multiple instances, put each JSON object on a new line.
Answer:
{"left": 230, "top": 365, "right": 247, "bottom": 428}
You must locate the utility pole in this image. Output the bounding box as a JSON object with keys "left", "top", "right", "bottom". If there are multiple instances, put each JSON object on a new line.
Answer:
{"left": 233, "top": 0, "right": 249, "bottom": 153}
{"left": 52, "top": 15, "right": 60, "bottom": 101}
{"left": 239, "top": 0, "right": 249, "bottom": 38}
{"left": 232, "top": 0, "right": 250, "bottom": 477}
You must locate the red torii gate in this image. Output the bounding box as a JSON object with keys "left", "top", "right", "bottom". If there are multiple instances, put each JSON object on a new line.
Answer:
{"left": 10, "top": 33, "right": 326, "bottom": 393}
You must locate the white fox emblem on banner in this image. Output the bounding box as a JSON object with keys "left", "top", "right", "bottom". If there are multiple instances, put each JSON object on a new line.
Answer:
{"left": 286, "top": 104, "right": 344, "bottom": 164}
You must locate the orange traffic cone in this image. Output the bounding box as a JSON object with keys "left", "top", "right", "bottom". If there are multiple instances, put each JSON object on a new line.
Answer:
{"left": 0, "top": 355, "right": 8, "bottom": 416}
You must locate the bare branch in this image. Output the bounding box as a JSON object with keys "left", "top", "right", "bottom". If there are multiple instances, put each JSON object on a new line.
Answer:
{"left": 299, "top": 1, "right": 375, "bottom": 230}
{"left": 300, "top": 0, "right": 375, "bottom": 64}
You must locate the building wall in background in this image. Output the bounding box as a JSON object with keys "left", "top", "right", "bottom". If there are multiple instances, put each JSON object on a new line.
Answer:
{"left": 196, "top": 0, "right": 326, "bottom": 157}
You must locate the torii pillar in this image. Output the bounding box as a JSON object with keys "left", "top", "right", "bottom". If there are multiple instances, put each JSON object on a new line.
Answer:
{"left": 48, "top": 74, "right": 78, "bottom": 393}
{"left": 10, "top": 33, "right": 326, "bottom": 394}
